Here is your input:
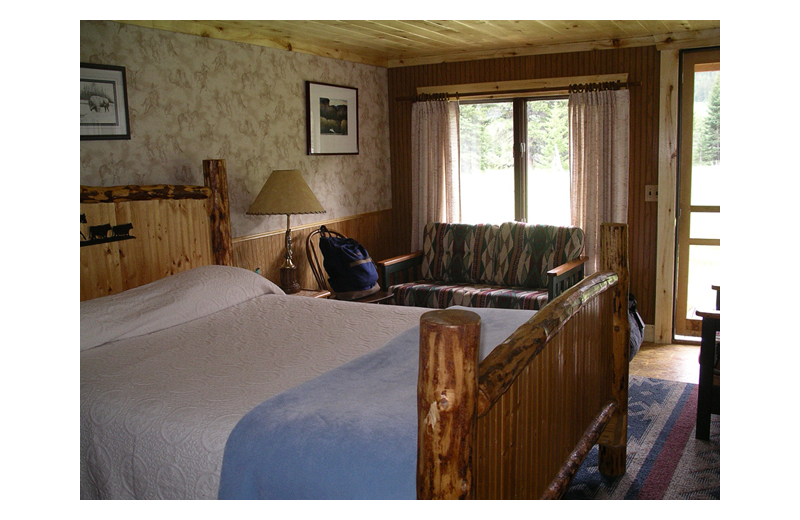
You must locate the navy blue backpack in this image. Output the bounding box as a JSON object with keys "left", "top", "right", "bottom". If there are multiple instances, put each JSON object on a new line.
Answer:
{"left": 318, "top": 226, "right": 380, "bottom": 300}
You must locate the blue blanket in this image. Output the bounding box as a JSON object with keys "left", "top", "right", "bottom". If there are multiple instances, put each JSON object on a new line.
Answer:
{"left": 218, "top": 307, "right": 535, "bottom": 500}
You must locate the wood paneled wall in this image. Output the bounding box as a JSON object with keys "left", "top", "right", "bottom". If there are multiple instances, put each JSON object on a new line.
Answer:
{"left": 233, "top": 210, "right": 394, "bottom": 290}
{"left": 388, "top": 47, "right": 660, "bottom": 323}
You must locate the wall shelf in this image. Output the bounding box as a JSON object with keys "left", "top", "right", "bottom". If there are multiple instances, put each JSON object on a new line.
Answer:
{"left": 80, "top": 235, "right": 136, "bottom": 248}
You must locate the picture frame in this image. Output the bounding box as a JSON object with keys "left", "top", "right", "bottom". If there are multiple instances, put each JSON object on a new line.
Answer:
{"left": 80, "top": 63, "right": 131, "bottom": 140}
{"left": 306, "top": 81, "right": 358, "bottom": 155}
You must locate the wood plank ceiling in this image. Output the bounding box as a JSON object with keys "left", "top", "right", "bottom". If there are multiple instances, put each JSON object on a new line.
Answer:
{"left": 117, "top": 20, "right": 720, "bottom": 68}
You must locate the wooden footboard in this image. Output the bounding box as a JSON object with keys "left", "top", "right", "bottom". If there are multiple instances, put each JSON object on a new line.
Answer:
{"left": 417, "top": 223, "right": 629, "bottom": 499}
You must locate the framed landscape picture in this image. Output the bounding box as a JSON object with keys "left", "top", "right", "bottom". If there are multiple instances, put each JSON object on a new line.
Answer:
{"left": 80, "top": 63, "right": 131, "bottom": 140}
{"left": 306, "top": 81, "right": 358, "bottom": 155}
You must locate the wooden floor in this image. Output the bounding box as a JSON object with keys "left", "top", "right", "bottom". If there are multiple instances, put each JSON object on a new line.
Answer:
{"left": 629, "top": 341, "right": 700, "bottom": 384}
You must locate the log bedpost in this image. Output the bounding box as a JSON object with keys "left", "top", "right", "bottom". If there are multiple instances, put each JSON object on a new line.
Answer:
{"left": 203, "top": 159, "right": 234, "bottom": 266}
{"left": 597, "top": 223, "right": 630, "bottom": 476}
{"left": 417, "top": 309, "right": 481, "bottom": 500}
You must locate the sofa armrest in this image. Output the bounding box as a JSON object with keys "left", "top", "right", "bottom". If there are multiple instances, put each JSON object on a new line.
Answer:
{"left": 377, "top": 251, "right": 424, "bottom": 291}
{"left": 547, "top": 256, "right": 588, "bottom": 300}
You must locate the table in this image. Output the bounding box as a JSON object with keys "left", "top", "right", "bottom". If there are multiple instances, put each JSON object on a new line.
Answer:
{"left": 696, "top": 308, "right": 720, "bottom": 441}
{"left": 291, "top": 288, "right": 331, "bottom": 298}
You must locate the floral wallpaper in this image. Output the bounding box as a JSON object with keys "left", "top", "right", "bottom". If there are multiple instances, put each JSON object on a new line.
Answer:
{"left": 80, "top": 21, "right": 391, "bottom": 238}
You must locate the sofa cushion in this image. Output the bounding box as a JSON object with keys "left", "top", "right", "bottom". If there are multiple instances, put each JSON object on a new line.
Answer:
{"left": 421, "top": 222, "right": 584, "bottom": 289}
{"left": 390, "top": 281, "right": 478, "bottom": 309}
{"left": 469, "top": 286, "right": 549, "bottom": 310}
{"left": 390, "top": 281, "right": 549, "bottom": 311}
{"left": 420, "top": 222, "right": 498, "bottom": 285}
{"left": 496, "top": 222, "right": 584, "bottom": 288}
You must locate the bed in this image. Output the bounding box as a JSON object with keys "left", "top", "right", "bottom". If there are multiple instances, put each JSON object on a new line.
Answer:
{"left": 80, "top": 160, "right": 630, "bottom": 500}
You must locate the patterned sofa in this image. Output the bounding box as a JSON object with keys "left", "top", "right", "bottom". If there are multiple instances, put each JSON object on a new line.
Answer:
{"left": 378, "top": 221, "right": 587, "bottom": 310}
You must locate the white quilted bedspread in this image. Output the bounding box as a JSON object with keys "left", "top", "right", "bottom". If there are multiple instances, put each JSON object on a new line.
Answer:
{"left": 80, "top": 268, "right": 429, "bottom": 499}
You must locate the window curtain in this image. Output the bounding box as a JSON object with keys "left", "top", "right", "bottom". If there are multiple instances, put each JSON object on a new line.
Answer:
{"left": 411, "top": 100, "right": 460, "bottom": 250}
{"left": 569, "top": 89, "right": 630, "bottom": 274}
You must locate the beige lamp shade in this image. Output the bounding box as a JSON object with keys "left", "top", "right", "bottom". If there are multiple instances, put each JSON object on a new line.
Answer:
{"left": 247, "top": 170, "right": 325, "bottom": 216}
{"left": 246, "top": 169, "right": 324, "bottom": 294}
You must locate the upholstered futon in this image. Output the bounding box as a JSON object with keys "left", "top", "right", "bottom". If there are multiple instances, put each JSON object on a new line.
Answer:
{"left": 380, "top": 221, "right": 587, "bottom": 310}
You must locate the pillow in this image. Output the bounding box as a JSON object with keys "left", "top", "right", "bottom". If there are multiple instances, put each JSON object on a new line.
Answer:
{"left": 80, "top": 265, "right": 284, "bottom": 351}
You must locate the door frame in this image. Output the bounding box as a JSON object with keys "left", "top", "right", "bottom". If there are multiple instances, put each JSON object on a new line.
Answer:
{"left": 654, "top": 38, "right": 721, "bottom": 344}
{"left": 674, "top": 47, "right": 721, "bottom": 337}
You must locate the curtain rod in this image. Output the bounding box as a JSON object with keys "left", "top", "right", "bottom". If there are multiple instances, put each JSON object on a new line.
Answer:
{"left": 397, "top": 81, "right": 639, "bottom": 102}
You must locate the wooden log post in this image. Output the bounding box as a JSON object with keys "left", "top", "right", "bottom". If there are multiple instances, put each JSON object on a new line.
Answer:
{"left": 80, "top": 184, "right": 212, "bottom": 203}
{"left": 597, "top": 223, "right": 630, "bottom": 476}
{"left": 417, "top": 309, "right": 481, "bottom": 499}
{"left": 203, "top": 159, "right": 234, "bottom": 266}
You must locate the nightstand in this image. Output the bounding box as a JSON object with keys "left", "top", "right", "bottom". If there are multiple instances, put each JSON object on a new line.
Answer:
{"left": 291, "top": 288, "right": 331, "bottom": 298}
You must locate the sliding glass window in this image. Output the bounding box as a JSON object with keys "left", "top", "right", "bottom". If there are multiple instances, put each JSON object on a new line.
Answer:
{"left": 459, "top": 97, "right": 569, "bottom": 225}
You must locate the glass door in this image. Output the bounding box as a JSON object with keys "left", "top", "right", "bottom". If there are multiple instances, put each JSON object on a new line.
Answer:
{"left": 675, "top": 48, "right": 721, "bottom": 337}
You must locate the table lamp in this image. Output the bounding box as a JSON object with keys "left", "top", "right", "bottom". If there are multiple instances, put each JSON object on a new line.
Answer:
{"left": 247, "top": 170, "right": 325, "bottom": 294}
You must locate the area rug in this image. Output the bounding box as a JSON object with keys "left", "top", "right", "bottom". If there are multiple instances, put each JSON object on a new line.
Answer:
{"left": 563, "top": 375, "right": 720, "bottom": 500}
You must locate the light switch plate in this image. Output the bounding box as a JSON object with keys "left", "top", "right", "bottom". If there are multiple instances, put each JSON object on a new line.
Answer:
{"left": 645, "top": 185, "right": 658, "bottom": 202}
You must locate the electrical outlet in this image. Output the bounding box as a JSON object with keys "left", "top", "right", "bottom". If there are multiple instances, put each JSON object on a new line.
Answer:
{"left": 645, "top": 185, "right": 658, "bottom": 202}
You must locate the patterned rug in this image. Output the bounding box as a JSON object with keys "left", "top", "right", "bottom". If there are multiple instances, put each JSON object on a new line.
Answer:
{"left": 563, "top": 376, "right": 720, "bottom": 500}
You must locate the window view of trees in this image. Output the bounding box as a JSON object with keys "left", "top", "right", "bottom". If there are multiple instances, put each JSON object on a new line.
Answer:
{"left": 694, "top": 72, "right": 720, "bottom": 165}
{"left": 459, "top": 98, "right": 570, "bottom": 225}
{"left": 527, "top": 99, "right": 569, "bottom": 171}
{"left": 690, "top": 70, "right": 721, "bottom": 209}
{"left": 526, "top": 99, "right": 570, "bottom": 226}
{"left": 459, "top": 101, "right": 515, "bottom": 224}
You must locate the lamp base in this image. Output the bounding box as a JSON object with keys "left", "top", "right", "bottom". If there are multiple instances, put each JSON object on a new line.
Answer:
{"left": 280, "top": 266, "right": 301, "bottom": 294}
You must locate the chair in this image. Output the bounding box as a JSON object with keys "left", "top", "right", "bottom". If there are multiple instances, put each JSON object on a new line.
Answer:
{"left": 696, "top": 285, "right": 720, "bottom": 440}
{"left": 306, "top": 226, "right": 394, "bottom": 304}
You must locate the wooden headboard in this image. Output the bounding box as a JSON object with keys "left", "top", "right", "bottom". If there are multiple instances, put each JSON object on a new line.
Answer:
{"left": 80, "top": 159, "right": 233, "bottom": 301}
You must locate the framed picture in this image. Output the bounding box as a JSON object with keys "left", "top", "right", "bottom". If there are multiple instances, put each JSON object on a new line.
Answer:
{"left": 306, "top": 81, "right": 358, "bottom": 155}
{"left": 80, "top": 63, "right": 131, "bottom": 140}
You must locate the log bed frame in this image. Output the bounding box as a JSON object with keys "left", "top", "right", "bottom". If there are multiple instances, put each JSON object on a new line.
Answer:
{"left": 80, "top": 159, "right": 629, "bottom": 499}
{"left": 80, "top": 159, "right": 233, "bottom": 301}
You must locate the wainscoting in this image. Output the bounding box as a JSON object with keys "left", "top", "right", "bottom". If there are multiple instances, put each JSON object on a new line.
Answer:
{"left": 233, "top": 209, "right": 394, "bottom": 290}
